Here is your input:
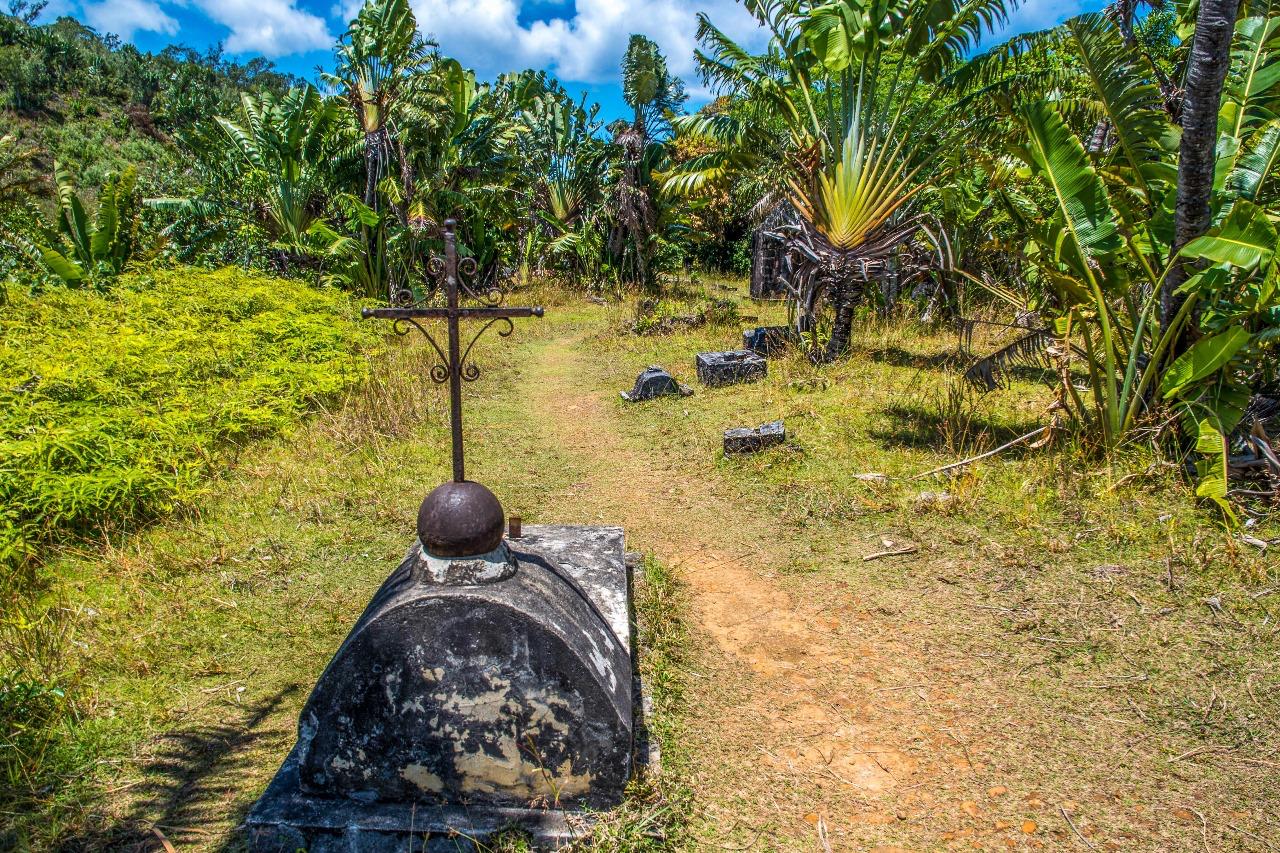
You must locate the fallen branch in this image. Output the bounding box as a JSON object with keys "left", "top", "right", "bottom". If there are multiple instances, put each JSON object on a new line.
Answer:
{"left": 1060, "top": 806, "right": 1097, "bottom": 850}
{"left": 913, "top": 426, "right": 1048, "bottom": 479}
{"left": 863, "top": 545, "right": 919, "bottom": 562}
{"left": 151, "top": 828, "right": 177, "bottom": 853}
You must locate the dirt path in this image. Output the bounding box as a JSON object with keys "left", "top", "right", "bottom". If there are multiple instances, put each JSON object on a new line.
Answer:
{"left": 515, "top": 331, "right": 995, "bottom": 851}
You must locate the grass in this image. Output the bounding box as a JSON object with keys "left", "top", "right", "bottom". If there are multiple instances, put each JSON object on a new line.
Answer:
{"left": 0, "top": 267, "right": 376, "bottom": 577}
{"left": 3, "top": 276, "right": 1276, "bottom": 850}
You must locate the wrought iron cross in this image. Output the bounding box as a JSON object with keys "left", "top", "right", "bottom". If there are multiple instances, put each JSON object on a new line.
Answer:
{"left": 362, "top": 219, "right": 543, "bottom": 483}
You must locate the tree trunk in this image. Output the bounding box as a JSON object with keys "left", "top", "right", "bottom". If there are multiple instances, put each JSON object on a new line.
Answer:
{"left": 364, "top": 128, "right": 386, "bottom": 209}
{"left": 1113, "top": 0, "right": 1138, "bottom": 46}
{"left": 824, "top": 279, "right": 856, "bottom": 363}
{"left": 1162, "top": 0, "right": 1241, "bottom": 332}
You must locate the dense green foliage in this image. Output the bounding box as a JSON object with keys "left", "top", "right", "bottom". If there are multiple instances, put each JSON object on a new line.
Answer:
{"left": 0, "top": 268, "right": 373, "bottom": 579}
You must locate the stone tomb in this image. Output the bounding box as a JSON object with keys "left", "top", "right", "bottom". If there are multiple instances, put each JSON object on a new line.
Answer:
{"left": 724, "top": 419, "right": 786, "bottom": 454}
{"left": 246, "top": 517, "right": 642, "bottom": 850}
{"left": 248, "top": 222, "right": 644, "bottom": 851}
{"left": 695, "top": 349, "right": 767, "bottom": 387}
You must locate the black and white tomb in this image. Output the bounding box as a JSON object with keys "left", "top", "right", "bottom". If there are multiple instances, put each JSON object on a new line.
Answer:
{"left": 247, "top": 223, "right": 644, "bottom": 851}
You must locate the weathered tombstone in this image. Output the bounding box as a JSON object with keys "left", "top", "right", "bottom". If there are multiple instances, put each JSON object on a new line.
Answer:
{"left": 724, "top": 419, "right": 786, "bottom": 454}
{"left": 247, "top": 222, "right": 643, "bottom": 851}
{"left": 696, "top": 349, "right": 767, "bottom": 387}
{"left": 749, "top": 201, "right": 797, "bottom": 299}
{"left": 742, "top": 325, "right": 795, "bottom": 356}
{"left": 620, "top": 365, "right": 692, "bottom": 402}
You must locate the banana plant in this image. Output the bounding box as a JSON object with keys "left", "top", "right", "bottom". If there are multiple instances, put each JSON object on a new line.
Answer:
{"left": 18, "top": 163, "right": 143, "bottom": 286}
{"left": 215, "top": 86, "right": 339, "bottom": 248}
{"left": 304, "top": 194, "right": 395, "bottom": 299}
{"left": 1161, "top": 201, "right": 1279, "bottom": 513}
{"left": 157, "top": 85, "right": 341, "bottom": 257}
{"left": 991, "top": 85, "right": 1277, "bottom": 510}
{"left": 1000, "top": 96, "right": 1215, "bottom": 449}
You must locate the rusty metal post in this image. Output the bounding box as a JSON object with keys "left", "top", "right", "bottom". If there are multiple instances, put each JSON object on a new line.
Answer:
{"left": 443, "top": 221, "right": 465, "bottom": 483}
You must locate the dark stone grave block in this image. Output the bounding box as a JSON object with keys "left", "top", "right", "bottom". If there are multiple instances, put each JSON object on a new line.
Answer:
{"left": 620, "top": 365, "right": 692, "bottom": 402}
{"left": 695, "top": 349, "right": 767, "bottom": 387}
{"left": 742, "top": 325, "right": 795, "bottom": 356}
{"left": 247, "top": 525, "right": 646, "bottom": 851}
{"left": 724, "top": 419, "right": 785, "bottom": 454}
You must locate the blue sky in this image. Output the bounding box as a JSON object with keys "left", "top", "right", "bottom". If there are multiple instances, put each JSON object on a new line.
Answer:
{"left": 52, "top": 0, "right": 1108, "bottom": 122}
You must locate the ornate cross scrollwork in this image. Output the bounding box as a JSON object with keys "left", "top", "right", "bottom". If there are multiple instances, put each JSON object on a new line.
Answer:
{"left": 362, "top": 219, "right": 544, "bottom": 482}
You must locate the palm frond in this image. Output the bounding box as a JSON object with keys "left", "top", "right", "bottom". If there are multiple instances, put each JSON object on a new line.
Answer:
{"left": 964, "top": 327, "right": 1054, "bottom": 391}
{"left": 1063, "top": 13, "right": 1173, "bottom": 195}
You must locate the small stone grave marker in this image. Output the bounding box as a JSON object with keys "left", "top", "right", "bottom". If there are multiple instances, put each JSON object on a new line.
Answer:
{"left": 724, "top": 419, "right": 785, "bottom": 454}
{"left": 620, "top": 365, "right": 692, "bottom": 402}
{"left": 696, "top": 349, "right": 767, "bottom": 386}
{"left": 743, "top": 325, "right": 795, "bottom": 356}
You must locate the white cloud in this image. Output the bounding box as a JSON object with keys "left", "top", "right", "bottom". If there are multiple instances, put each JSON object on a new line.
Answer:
{"left": 192, "top": 0, "right": 333, "bottom": 56}
{"left": 82, "top": 0, "right": 179, "bottom": 39}
{"left": 391, "top": 0, "right": 767, "bottom": 91}
{"left": 79, "top": 0, "right": 331, "bottom": 57}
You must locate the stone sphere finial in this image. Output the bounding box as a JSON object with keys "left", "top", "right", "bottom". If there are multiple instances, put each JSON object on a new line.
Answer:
{"left": 417, "top": 481, "right": 504, "bottom": 558}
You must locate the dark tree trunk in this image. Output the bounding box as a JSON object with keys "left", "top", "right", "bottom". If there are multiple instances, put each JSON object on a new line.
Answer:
{"left": 1162, "top": 0, "right": 1241, "bottom": 333}
{"left": 1112, "top": 0, "right": 1138, "bottom": 46}
{"left": 1088, "top": 119, "right": 1113, "bottom": 153}
{"left": 364, "top": 128, "right": 387, "bottom": 210}
{"left": 824, "top": 280, "right": 856, "bottom": 362}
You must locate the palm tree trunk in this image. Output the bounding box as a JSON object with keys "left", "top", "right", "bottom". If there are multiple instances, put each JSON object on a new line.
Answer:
{"left": 824, "top": 279, "right": 856, "bottom": 362}
{"left": 1162, "top": 0, "right": 1241, "bottom": 332}
{"left": 364, "top": 128, "right": 387, "bottom": 209}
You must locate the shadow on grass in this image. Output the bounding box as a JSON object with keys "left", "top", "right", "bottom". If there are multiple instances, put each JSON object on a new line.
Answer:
{"left": 871, "top": 404, "right": 1043, "bottom": 455}
{"left": 867, "top": 346, "right": 966, "bottom": 371}
{"left": 57, "top": 685, "right": 302, "bottom": 853}
{"left": 988, "top": 363, "right": 1058, "bottom": 387}
{"left": 867, "top": 347, "right": 1059, "bottom": 390}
